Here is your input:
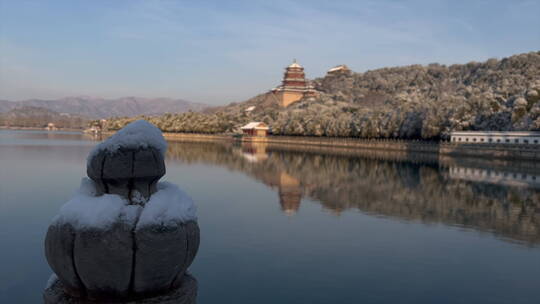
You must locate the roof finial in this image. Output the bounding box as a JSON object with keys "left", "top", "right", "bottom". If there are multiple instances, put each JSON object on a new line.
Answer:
{"left": 293, "top": 58, "right": 297, "bottom": 63}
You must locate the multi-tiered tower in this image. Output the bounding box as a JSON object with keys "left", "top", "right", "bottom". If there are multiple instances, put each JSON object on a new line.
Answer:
{"left": 272, "top": 60, "right": 317, "bottom": 107}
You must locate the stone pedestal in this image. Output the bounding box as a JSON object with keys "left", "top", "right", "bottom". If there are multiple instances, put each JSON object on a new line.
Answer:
{"left": 44, "top": 274, "right": 198, "bottom": 304}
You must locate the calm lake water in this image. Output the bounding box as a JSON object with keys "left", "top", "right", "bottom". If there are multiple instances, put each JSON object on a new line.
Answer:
{"left": 1, "top": 130, "right": 539, "bottom": 303}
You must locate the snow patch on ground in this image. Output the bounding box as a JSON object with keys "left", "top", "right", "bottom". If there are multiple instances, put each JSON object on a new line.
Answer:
{"left": 87, "top": 120, "right": 167, "bottom": 163}
{"left": 137, "top": 182, "right": 197, "bottom": 229}
{"left": 53, "top": 178, "right": 141, "bottom": 229}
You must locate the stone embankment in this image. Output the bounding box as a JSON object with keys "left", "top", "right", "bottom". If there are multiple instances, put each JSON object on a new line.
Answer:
{"left": 163, "top": 132, "right": 231, "bottom": 142}
{"left": 252, "top": 135, "right": 439, "bottom": 153}
{"left": 244, "top": 135, "right": 540, "bottom": 161}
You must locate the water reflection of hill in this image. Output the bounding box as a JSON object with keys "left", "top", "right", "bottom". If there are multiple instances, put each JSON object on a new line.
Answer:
{"left": 166, "top": 141, "right": 540, "bottom": 246}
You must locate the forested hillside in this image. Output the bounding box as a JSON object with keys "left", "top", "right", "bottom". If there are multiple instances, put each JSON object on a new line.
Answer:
{"left": 107, "top": 51, "right": 540, "bottom": 139}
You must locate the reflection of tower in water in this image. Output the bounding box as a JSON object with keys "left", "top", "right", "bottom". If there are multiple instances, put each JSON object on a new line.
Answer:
{"left": 238, "top": 143, "right": 303, "bottom": 215}
{"left": 277, "top": 172, "right": 303, "bottom": 215}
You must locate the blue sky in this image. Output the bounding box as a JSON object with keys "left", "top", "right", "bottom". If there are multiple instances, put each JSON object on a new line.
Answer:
{"left": 1, "top": 0, "right": 539, "bottom": 105}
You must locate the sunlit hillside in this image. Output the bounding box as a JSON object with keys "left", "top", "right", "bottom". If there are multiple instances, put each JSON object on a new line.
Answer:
{"left": 107, "top": 51, "right": 540, "bottom": 139}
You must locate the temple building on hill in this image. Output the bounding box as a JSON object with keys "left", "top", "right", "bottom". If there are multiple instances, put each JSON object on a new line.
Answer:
{"left": 327, "top": 64, "right": 351, "bottom": 76}
{"left": 272, "top": 59, "right": 318, "bottom": 107}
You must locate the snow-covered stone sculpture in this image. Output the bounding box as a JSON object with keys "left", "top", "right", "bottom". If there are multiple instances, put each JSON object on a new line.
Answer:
{"left": 44, "top": 120, "right": 199, "bottom": 303}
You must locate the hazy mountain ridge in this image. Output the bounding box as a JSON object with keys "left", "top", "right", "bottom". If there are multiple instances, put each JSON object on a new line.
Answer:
{"left": 0, "top": 96, "right": 207, "bottom": 119}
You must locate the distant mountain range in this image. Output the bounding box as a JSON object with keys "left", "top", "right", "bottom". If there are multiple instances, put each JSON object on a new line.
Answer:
{"left": 0, "top": 96, "right": 207, "bottom": 119}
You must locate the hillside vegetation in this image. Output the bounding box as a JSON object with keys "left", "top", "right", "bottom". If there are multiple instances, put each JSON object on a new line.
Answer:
{"left": 107, "top": 51, "right": 540, "bottom": 139}
{"left": 0, "top": 106, "right": 88, "bottom": 129}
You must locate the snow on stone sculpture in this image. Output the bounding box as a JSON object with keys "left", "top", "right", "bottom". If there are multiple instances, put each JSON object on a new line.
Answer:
{"left": 88, "top": 119, "right": 168, "bottom": 159}
{"left": 44, "top": 120, "right": 199, "bottom": 303}
{"left": 86, "top": 120, "right": 168, "bottom": 200}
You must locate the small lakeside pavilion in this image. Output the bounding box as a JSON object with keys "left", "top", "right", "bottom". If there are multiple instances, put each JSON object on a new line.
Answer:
{"left": 241, "top": 122, "right": 270, "bottom": 137}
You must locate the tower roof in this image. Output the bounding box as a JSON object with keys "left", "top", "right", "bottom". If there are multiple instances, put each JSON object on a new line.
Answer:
{"left": 287, "top": 59, "right": 302, "bottom": 69}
